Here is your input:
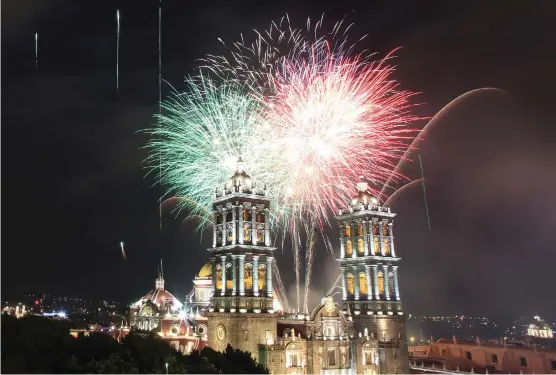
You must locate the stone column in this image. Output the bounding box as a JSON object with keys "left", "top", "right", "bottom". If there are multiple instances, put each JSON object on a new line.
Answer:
{"left": 365, "top": 265, "right": 372, "bottom": 300}
{"left": 392, "top": 265, "right": 400, "bottom": 301}
{"left": 212, "top": 211, "right": 217, "bottom": 247}
{"left": 264, "top": 208, "right": 270, "bottom": 246}
{"left": 238, "top": 205, "right": 244, "bottom": 245}
{"left": 339, "top": 224, "right": 345, "bottom": 258}
{"left": 253, "top": 255, "right": 259, "bottom": 296}
{"left": 341, "top": 266, "right": 347, "bottom": 300}
{"left": 379, "top": 221, "right": 385, "bottom": 256}
{"left": 232, "top": 206, "right": 237, "bottom": 244}
{"left": 354, "top": 267, "right": 360, "bottom": 300}
{"left": 388, "top": 223, "right": 396, "bottom": 257}
{"left": 251, "top": 206, "right": 257, "bottom": 245}
{"left": 220, "top": 256, "right": 227, "bottom": 296}
{"left": 232, "top": 255, "right": 238, "bottom": 296}
{"left": 239, "top": 255, "right": 245, "bottom": 296}
{"left": 371, "top": 265, "right": 379, "bottom": 300}
{"left": 266, "top": 256, "right": 273, "bottom": 297}
{"left": 370, "top": 221, "right": 376, "bottom": 255}
{"left": 363, "top": 220, "right": 369, "bottom": 256}
{"left": 212, "top": 257, "right": 217, "bottom": 292}
{"left": 351, "top": 223, "right": 357, "bottom": 259}
{"left": 222, "top": 209, "right": 227, "bottom": 245}
{"left": 383, "top": 264, "right": 390, "bottom": 300}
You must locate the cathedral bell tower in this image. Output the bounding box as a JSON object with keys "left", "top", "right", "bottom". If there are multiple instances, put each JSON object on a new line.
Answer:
{"left": 206, "top": 158, "right": 278, "bottom": 359}
{"left": 336, "top": 177, "right": 409, "bottom": 374}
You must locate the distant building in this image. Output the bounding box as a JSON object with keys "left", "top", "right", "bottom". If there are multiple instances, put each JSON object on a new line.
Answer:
{"left": 528, "top": 316, "right": 554, "bottom": 339}
{"left": 409, "top": 336, "right": 556, "bottom": 374}
{"left": 128, "top": 271, "right": 206, "bottom": 354}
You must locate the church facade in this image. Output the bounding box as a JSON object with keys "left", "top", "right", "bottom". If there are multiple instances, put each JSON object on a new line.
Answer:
{"left": 197, "top": 160, "right": 409, "bottom": 374}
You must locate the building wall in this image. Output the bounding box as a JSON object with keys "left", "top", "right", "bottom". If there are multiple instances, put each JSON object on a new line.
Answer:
{"left": 206, "top": 312, "right": 278, "bottom": 362}
{"left": 409, "top": 341, "right": 556, "bottom": 374}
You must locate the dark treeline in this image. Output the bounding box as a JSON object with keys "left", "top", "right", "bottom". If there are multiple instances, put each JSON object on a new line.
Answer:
{"left": 1, "top": 315, "right": 269, "bottom": 373}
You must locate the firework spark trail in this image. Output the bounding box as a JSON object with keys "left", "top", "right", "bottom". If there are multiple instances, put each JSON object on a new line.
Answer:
{"left": 116, "top": 10, "right": 120, "bottom": 95}
{"left": 380, "top": 88, "right": 508, "bottom": 197}
{"left": 418, "top": 155, "right": 431, "bottom": 230}
{"left": 120, "top": 241, "right": 127, "bottom": 260}
{"left": 158, "top": 1, "right": 163, "bottom": 230}
{"left": 292, "top": 229, "right": 302, "bottom": 312}
{"left": 35, "top": 33, "right": 38, "bottom": 68}
{"left": 383, "top": 178, "right": 423, "bottom": 206}
{"left": 303, "top": 221, "right": 317, "bottom": 313}
{"left": 273, "top": 259, "right": 289, "bottom": 310}
{"left": 326, "top": 273, "right": 342, "bottom": 296}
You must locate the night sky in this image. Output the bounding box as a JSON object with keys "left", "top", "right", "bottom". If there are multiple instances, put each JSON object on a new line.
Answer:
{"left": 3, "top": 0, "right": 556, "bottom": 320}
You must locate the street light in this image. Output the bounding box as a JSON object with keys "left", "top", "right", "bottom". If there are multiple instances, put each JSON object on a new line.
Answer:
{"left": 165, "top": 362, "right": 168, "bottom": 374}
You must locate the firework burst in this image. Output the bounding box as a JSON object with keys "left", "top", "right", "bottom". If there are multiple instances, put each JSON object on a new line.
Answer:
{"left": 146, "top": 75, "right": 270, "bottom": 230}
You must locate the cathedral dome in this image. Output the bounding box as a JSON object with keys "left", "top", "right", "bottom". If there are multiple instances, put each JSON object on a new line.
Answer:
{"left": 197, "top": 263, "right": 212, "bottom": 278}
{"left": 131, "top": 276, "right": 183, "bottom": 312}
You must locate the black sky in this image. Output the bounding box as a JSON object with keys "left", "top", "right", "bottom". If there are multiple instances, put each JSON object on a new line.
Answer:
{"left": 2, "top": 0, "right": 556, "bottom": 320}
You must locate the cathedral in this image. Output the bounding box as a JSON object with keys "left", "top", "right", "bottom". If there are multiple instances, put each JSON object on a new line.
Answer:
{"left": 130, "top": 158, "right": 409, "bottom": 374}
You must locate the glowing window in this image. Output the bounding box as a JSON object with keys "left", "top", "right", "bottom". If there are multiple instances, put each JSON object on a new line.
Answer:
{"left": 383, "top": 224, "right": 389, "bottom": 236}
{"left": 357, "top": 239, "right": 364, "bottom": 255}
{"left": 358, "top": 223, "right": 363, "bottom": 236}
{"left": 373, "top": 239, "right": 380, "bottom": 254}
{"left": 215, "top": 265, "right": 223, "bottom": 290}
{"left": 345, "top": 225, "right": 351, "bottom": 237}
{"left": 226, "top": 265, "right": 233, "bottom": 290}
{"left": 346, "top": 273, "right": 355, "bottom": 295}
{"left": 257, "top": 230, "right": 263, "bottom": 243}
{"left": 383, "top": 240, "right": 390, "bottom": 255}
{"left": 243, "top": 224, "right": 250, "bottom": 241}
{"left": 372, "top": 224, "right": 378, "bottom": 235}
{"left": 243, "top": 209, "right": 248, "bottom": 221}
{"left": 359, "top": 272, "right": 368, "bottom": 295}
{"left": 227, "top": 230, "right": 233, "bottom": 242}
{"left": 346, "top": 240, "right": 353, "bottom": 256}
{"left": 244, "top": 265, "right": 253, "bottom": 290}
{"left": 258, "top": 265, "right": 266, "bottom": 291}
{"left": 378, "top": 272, "right": 384, "bottom": 295}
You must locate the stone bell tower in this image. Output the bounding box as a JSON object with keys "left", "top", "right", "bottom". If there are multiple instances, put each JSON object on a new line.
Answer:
{"left": 336, "top": 177, "right": 409, "bottom": 374}
{"left": 206, "top": 158, "right": 278, "bottom": 360}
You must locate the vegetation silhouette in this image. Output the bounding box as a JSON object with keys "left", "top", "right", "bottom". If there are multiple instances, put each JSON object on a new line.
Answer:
{"left": 1, "top": 314, "right": 269, "bottom": 374}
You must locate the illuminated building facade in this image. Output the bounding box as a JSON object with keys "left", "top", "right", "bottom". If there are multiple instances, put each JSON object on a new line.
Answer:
{"left": 129, "top": 272, "right": 205, "bottom": 354}
{"left": 528, "top": 316, "right": 554, "bottom": 339}
{"left": 205, "top": 158, "right": 279, "bottom": 361}
{"left": 196, "top": 161, "right": 410, "bottom": 374}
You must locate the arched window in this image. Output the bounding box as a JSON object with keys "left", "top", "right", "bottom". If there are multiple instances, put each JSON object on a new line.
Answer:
{"left": 345, "top": 225, "right": 351, "bottom": 237}
{"left": 373, "top": 239, "right": 380, "bottom": 254}
{"left": 383, "top": 239, "right": 390, "bottom": 255}
{"left": 388, "top": 272, "right": 395, "bottom": 296}
{"left": 227, "top": 229, "right": 233, "bottom": 242}
{"left": 257, "top": 229, "right": 263, "bottom": 243}
{"left": 346, "top": 273, "right": 354, "bottom": 295}
{"left": 358, "top": 223, "right": 363, "bottom": 236}
{"left": 244, "top": 264, "right": 253, "bottom": 290}
{"left": 243, "top": 224, "right": 250, "bottom": 242}
{"left": 226, "top": 264, "right": 233, "bottom": 290}
{"left": 346, "top": 240, "right": 353, "bottom": 256}
{"left": 372, "top": 224, "right": 378, "bottom": 235}
{"left": 215, "top": 265, "right": 223, "bottom": 290}
{"left": 258, "top": 265, "right": 267, "bottom": 291}
{"left": 383, "top": 224, "right": 389, "bottom": 236}
{"left": 359, "top": 272, "right": 368, "bottom": 295}
{"left": 357, "top": 239, "right": 364, "bottom": 255}
{"left": 243, "top": 208, "right": 248, "bottom": 221}
{"left": 377, "top": 272, "right": 385, "bottom": 295}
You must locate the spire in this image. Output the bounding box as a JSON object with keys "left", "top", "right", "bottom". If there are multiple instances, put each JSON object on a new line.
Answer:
{"left": 236, "top": 157, "right": 246, "bottom": 173}
{"left": 155, "top": 260, "right": 165, "bottom": 291}
{"left": 356, "top": 175, "right": 368, "bottom": 193}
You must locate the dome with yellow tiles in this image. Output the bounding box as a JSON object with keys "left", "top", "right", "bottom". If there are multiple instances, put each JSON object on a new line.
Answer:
{"left": 197, "top": 263, "right": 212, "bottom": 278}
